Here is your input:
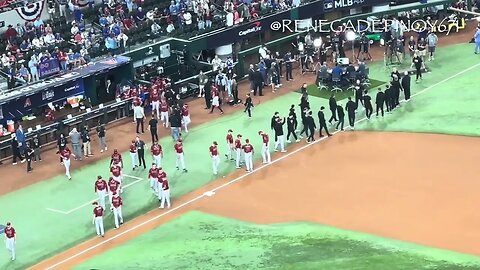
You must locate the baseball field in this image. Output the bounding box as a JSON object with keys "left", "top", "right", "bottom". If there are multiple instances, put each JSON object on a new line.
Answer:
{"left": 2, "top": 33, "right": 480, "bottom": 269}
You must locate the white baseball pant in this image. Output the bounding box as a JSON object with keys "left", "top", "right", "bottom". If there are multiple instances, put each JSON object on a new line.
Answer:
{"left": 160, "top": 189, "right": 171, "bottom": 208}
{"left": 153, "top": 154, "right": 162, "bottom": 167}
{"left": 97, "top": 190, "right": 107, "bottom": 209}
{"left": 176, "top": 153, "right": 186, "bottom": 170}
{"left": 160, "top": 111, "right": 169, "bottom": 127}
{"left": 151, "top": 101, "right": 160, "bottom": 116}
{"left": 113, "top": 206, "right": 123, "bottom": 228}
{"left": 150, "top": 177, "right": 158, "bottom": 193}
{"left": 182, "top": 116, "right": 191, "bottom": 133}
{"left": 95, "top": 217, "right": 104, "bottom": 236}
{"left": 64, "top": 159, "right": 71, "bottom": 179}
{"left": 235, "top": 148, "right": 242, "bottom": 168}
{"left": 130, "top": 152, "right": 138, "bottom": 168}
{"left": 244, "top": 152, "right": 253, "bottom": 172}
{"left": 275, "top": 135, "right": 285, "bottom": 152}
{"left": 212, "top": 155, "right": 220, "bottom": 174}
{"left": 262, "top": 143, "right": 271, "bottom": 164}
{"left": 5, "top": 238, "right": 15, "bottom": 260}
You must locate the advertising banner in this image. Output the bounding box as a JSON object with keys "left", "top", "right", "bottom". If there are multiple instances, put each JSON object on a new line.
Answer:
{"left": 39, "top": 58, "right": 61, "bottom": 79}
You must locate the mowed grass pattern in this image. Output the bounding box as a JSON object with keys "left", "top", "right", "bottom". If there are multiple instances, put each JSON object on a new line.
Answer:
{"left": 75, "top": 211, "right": 480, "bottom": 270}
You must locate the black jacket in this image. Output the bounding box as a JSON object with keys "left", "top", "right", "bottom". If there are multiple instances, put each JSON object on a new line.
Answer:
{"left": 306, "top": 115, "right": 316, "bottom": 130}
{"left": 401, "top": 75, "right": 411, "bottom": 90}
{"left": 328, "top": 97, "right": 337, "bottom": 111}
{"left": 376, "top": 92, "right": 385, "bottom": 105}
{"left": 363, "top": 94, "right": 372, "bottom": 108}
{"left": 273, "top": 118, "right": 285, "bottom": 136}
{"left": 317, "top": 110, "right": 327, "bottom": 125}
{"left": 337, "top": 105, "right": 345, "bottom": 118}
{"left": 81, "top": 130, "right": 91, "bottom": 142}
{"left": 287, "top": 117, "right": 296, "bottom": 130}
{"left": 345, "top": 100, "right": 357, "bottom": 114}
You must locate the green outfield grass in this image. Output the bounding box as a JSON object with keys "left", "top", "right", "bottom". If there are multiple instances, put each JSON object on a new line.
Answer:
{"left": 1, "top": 42, "right": 480, "bottom": 269}
{"left": 75, "top": 211, "right": 480, "bottom": 270}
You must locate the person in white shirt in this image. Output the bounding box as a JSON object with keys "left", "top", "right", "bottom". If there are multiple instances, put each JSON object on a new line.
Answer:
{"left": 259, "top": 45, "right": 268, "bottom": 59}
{"left": 45, "top": 33, "right": 56, "bottom": 45}
{"left": 1, "top": 54, "right": 10, "bottom": 68}
{"left": 133, "top": 105, "right": 146, "bottom": 134}
{"left": 32, "top": 37, "right": 42, "bottom": 48}
{"left": 166, "top": 22, "right": 175, "bottom": 33}
{"left": 184, "top": 11, "right": 192, "bottom": 25}
{"left": 151, "top": 22, "right": 161, "bottom": 35}
{"left": 117, "top": 32, "right": 129, "bottom": 48}
{"left": 226, "top": 11, "right": 234, "bottom": 26}
{"left": 71, "top": 23, "right": 80, "bottom": 35}
{"left": 146, "top": 10, "right": 155, "bottom": 21}
{"left": 211, "top": 55, "right": 223, "bottom": 71}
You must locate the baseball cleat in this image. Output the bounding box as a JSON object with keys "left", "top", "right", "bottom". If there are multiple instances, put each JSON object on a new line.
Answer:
{"left": 183, "top": 169, "right": 188, "bottom": 172}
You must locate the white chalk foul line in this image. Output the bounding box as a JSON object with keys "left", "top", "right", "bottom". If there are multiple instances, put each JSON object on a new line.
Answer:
{"left": 43, "top": 63, "right": 480, "bottom": 269}
{"left": 45, "top": 175, "right": 145, "bottom": 215}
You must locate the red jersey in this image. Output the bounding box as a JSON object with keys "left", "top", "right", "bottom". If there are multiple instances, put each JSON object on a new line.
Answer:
{"left": 181, "top": 106, "right": 189, "bottom": 116}
{"left": 108, "top": 179, "right": 120, "bottom": 193}
{"left": 261, "top": 134, "right": 269, "bottom": 144}
{"left": 61, "top": 149, "right": 71, "bottom": 160}
{"left": 95, "top": 179, "right": 107, "bottom": 192}
{"left": 129, "top": 143, "right": 137, "bottom": 153}
{"left": 151, "top": 144, "right": 162, "bottom": 156}
{"left": 93, "top": 206, "right": 104, "bottom": 217}
{"left": 110, "top": 165, "right": 121, "bottom": 177}
{"left": 243, "top": 144, "right": 254, "bottom": 153}
{"left": 234, "top": 139, "right": 242, "bottom": 149}
{"left": 149, "top": 168, "right": 159, "bottom": 179}
{"left": 162, "top": 178, "right": 169, "bottom": 190}
{"left": 209, "top": 145, "right": 218, "bottom": 156}
{"left": 174, "top": 143, "right": 183, "bottom": 154}
{"left": 150, "top": 90, "right": 160, "bottom": 102}
{"left": 111, "top": 153, "right": 122, "bottom": 163}
{"left": 4, "top": 227, "right": 15, "bottom": 238}
{"left": 160, "top": 101, "right": 169, "bottom": 112}
{"left": 157, "top": 171, "right": 166, "bottom": 182}
{"left": 112, "top": 196, "right": 123, "bottom": 208}
{"left": 226, "top": 134, "right": 233, "bottom": 144}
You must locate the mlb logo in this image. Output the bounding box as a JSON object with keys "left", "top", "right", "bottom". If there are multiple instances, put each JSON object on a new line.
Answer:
{"left": 324, "top": 0, "right": 333, "bottom": 10}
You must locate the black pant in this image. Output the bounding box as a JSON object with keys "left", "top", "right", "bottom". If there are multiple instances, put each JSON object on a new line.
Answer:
{"left": 151, "top": 129, "right": 158, "bottom": 142}
{"left": 404, "top": 88, "right": 411, "bottom": 100}
{"left": 138, "top": 149, "right": 146, "bottom": 168}
{"left": 27, "top": 158, "right": 32, "bottom": 172}
{"left": 328, "top": 108, "right": 337, "bottom": 123}
{"left": 365, "top": 105, "right": 373, "bottom": 119}
{"left": 136, "top": 118, "right": 144, "bottom": 133}
{"left": 286, "top": 66, "right": 293, "bottom": 80}
{"left": 12, "top": 149, "right": 23, "bottom": 164}
{"left": 204, "top": 93, "right": 212, "bottom": 109}
{"left": 385, "top": 98, "right": 391, "bottom": 112}
{"left": 319, "top": 123, "right": 331, "bottom": 136}
{"left": 233, "top": 89, "right": 239, "bottom": 104}
{"left": 415, "top": 66, "right": 422, "bottom": 80}
{"left": 348, "top": 113, "right": 355, "bottom": 127}
{"left": 307, "top": 128, "right": 315, "bottom": 141}
{"left": 287, "top": 129, "right": 297, "bottom": 141}
{"left": 244, "top": 106, "right": 252, "bottom": 117}
{"left": 34, "top": 148, "right": 41, "bottom": 161}
{"left": 253, "top": 83, "right": 263, "bottom": 96}
{"left": 210, "top": 105, "right": 224, "bottom": 113}
{"left": 376, "top": 104, "right": 384, "bottom": 117}
{"left": 336, "top": 117, "right": 345, "bottom": 130}
{"left": 355, "top": 95, "right": 364, "bottom": 107}
{"left": 300, "top": 121, "right": 309, "bottom": 137}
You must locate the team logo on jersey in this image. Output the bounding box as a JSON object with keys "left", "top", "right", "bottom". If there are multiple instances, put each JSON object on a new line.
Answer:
{"left": 16, "top": 1, "right": 45, "bottom": 21}
{"left": 24, "top": 97, "right": 32, "bottom": 108}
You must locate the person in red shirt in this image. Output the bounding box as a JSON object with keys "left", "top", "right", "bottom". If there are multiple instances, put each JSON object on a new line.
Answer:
{"left": 150, "top": 88, "right": 160, "bottom": 118}
{"left": 129, "top": 140, "right": 138, "bottom": 170}
{"left": 159, "top": 99, "right": 169, "bottom": 127}
{"left": 111, "top": 192, "right": 124, "bottom": 228}
{"left": 181, "top": 103, "right": 191, "bottom": 133}
{"left": 159, "top": 176, "right": 170, "bottom": 209}
{"left": 258, "top": 131, "right": 271, "bottom": 164}
{"left": 209, "top": 141, "right": 220, "bottom": 175}
{"left": 148, "top": 163, "right": 160, "bottom": 194}
{"left": 151, "top": 141, "right": 163, "bottom": 167}
{"left": 234, "top": 134, "right": 243, "bottom": 169}
{"left": 4, "top": 222, "right": 16, "bottom": 261}
{"left": 242, "top": 139, "right": 254, "bottom": 172}
{"left": 59, "top": 147, "right": 74, "bottom": 180}
{"left": 174, "top": 139, "right": 187, "bottom": 172}
{"left": 110, "top": 149, "right": 123, "bottom": 168}
{"left": 94, "top": 175, "right": 108, "bottom": 209}
{"left": 107, "top": 176, "right": 121, "bottom": 204}
{"left": 209, "top": 86, "right": 224, "bottom": 114}
{"left": 92, "top": 202, "right": 105, "bottom": 237}
{"left": 110, "top": 161, "right": 123, "bottom": 189}
{"left": 225, "top": 129, "right": 234, "bottom": 161}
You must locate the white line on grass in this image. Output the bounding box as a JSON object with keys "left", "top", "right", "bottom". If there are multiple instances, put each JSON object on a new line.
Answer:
{"left": 45, "top": 175, "right": 145, "bottom": 215}
{"left": 43, "top": 63, "right": 480, "bottom": 269}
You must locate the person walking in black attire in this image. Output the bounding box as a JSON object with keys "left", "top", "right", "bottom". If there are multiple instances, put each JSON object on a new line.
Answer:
{"left": 363, "top": 90, "right": 373, "bottom": 119}
{"left": 345, "top": 97, "right": 357, "bottom": 130}
{"left": 412, "top": 53, "right": 423, "bottom": 82}
{"left": 317, "top": 106, "right": 331, "bottom": 137}
{"left": 273, "top": 116, "right": 287, "bottom": 152}
{"left": 355, "top": 84, "right": 364, "bottom": 108}
{"left": 375, "top": 88, "right": 385, "bottom": 117}
{"left": 286, "top": 114, "right": 299, "bottom": 143}
{"left": 401, "top": 71, "right": 411, "bottom": 101}
{"left": 336, "top": 104, "right": 345, "bottom": 131}
{"left": 271, "top": 112, "right": 280, "bottom": 142}
{"left": 57, "top": 133, "right": 67, "bottom": 164}
{"left": 328, "top": 94, "right": 337, "bottom": 124}
{"left": 148, "top": 114, "right": 159, "bottom": 142}
{"left": 299, "top": 107, "right": 310, "bottom": 139}
{"left": 391, "top": 75, "right": 401, "bottom": 109}
{"left": 204, "top": 78, "right": 212, "bottom": 109}
{"left": 252, "top": 67, "right": 264, "bottom": 96}
{"left": 284, "top": 52, "right": 294, "bottom": 81}
{"left": 25, "top": 142, "right": 34, "bottom": 173}
{"left": 32, "top": 135, "right": 42, "bottom": 162}
{"left": 384, "top": 85, "right": 392, "bottom": 113}
{"left": 289, "top": 105, "right": 298, "bottom": 131}
{"left": 11, "top": 134, "right": 25, "bottom": 165}
{"left": 135, "top": 136, "right": 146, "bottom": 169}
{"left": 306, "top": 111, "right": 316, "bottom": 143}
{"left": 244, "top": 93, "right": 254, "bottom": 118}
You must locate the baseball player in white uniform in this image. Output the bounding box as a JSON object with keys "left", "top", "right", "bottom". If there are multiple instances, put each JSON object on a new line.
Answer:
{"left": 92, "top": 202, "right": 105, "bottom": 237}
{"left": 209, "top": 141, "right": 220, "bottom": 175}
{"left": 111, "top": 192, "right": 124, "bottom": 229}
{"left": 129, "top": 140, "right": 138, "bottom": 170}
{"left": 258, "top": 131, "right": 271, "bottom": 164}
{"left": 94, "top": 176, "right": 108, "bottom": 209}
{"left": 4, "top": 222, "right": 16, "bottom": 261}
{"left": 159, "top": 176, "right": 171, "bottom": 209}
